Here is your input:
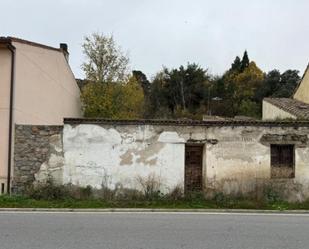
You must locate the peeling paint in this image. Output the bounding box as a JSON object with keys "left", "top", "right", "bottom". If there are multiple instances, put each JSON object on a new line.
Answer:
{"left": 120, "top": 150, "right": 133, "bottom": 165}
{"left": 158, "top": 131, "right": 185, "bottom": 143}
{"left": 61, "top": 124, "right": 184, "bottom": 193}
{"left": 22, "top": 123, "right": 309, "bottom": 201}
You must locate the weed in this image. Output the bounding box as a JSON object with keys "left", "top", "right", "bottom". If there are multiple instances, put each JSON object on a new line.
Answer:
{"left": 165, "top": 185, "right": 184, "bottom": 201}
{"left": 263, "top": 187, "right": 282, "bottom": 204}
{"left": 26, "top": 178, "right": 71, "bottom": 201}
{"left": 136, "top": 174, "right": 162, "bottom": 200}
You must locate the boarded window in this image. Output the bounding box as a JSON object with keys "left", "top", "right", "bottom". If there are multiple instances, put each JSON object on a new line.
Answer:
{"left": 185, "top": 145, "right": 203, "bottom": 193}
{"left": 271, "top": 145, "right": 294, "bottom": 178}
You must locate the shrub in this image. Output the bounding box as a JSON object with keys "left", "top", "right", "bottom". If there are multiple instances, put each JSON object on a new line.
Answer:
{"left": 26, "top": 178, "right": 94, "bottom": 201}
{"left": 263, "top": 187, "right": 282, "bottom": 204}
{"left": 213, "top": 192, "right": 226, "bottom": 205}
{"left": 136, "top": 174, "right": 162, "bottom": 200}
{"left": 115, "top": 188, "right": 142, "bottom": 201}
{"left": 26, "top": 178, "right": 71, "bottom": 201}
{"left": 166, "top": 185, "right": 184, "bottom": 201}
{"left": 68, "top": 185, "right": 93, "bottom": 200}
{"left": 96, "top": 183, "right": 116, "bottom": 201}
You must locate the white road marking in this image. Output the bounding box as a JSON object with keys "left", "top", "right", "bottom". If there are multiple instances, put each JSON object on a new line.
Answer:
{"left": 0, "top": 211, "right": 309, "bottom": 217}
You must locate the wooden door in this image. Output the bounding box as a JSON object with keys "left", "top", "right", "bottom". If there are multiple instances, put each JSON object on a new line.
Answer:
{"left": 185, "top": 145, "right": 203, "bottom": 192}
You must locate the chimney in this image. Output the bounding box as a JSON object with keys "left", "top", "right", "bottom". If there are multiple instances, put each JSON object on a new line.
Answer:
{"left": 60, "top": 43, "right": 69, "bottom": 62}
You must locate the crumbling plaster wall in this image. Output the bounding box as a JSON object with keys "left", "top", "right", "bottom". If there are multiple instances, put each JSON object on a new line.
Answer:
{"left": 205, "top": 126, "right": 270, "bottom": 195}
{"left": 62, "top": 124, "right": 309, "bottom": 200}
{"left": 14, "top": 123, "right": 309, "bottom": 201}
{"left": 62, "top": 124, "right": 189, "bottom": 193}
{"left": 205, "top": 126, "right": 309, "bottom": 201}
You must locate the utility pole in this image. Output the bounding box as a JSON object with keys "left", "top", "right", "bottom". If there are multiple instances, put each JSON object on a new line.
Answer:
{"left": 180, "top": 78, "right": 186, "bottom": 110}
{"left": 207, "top": 87, "right": 211, "bottom": 115}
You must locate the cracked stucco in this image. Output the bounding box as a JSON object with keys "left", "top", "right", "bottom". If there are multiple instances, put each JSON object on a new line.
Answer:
{"left": 20, "top": 123, "right": 309, "bottom": 201}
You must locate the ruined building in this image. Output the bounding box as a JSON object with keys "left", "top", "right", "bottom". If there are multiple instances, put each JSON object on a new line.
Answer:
{"left": 2, "top": 42, "right": 308, "bottom": 201}
{"left": 13, "top": 118, "right": 309, "bottom": 202}
{"left": 12, "top": 64, "right": 309, "bottom": 202}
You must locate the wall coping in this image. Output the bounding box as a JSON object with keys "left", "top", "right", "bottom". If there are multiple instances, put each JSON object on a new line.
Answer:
{"left": 64, "top": 118, "right": 309, "bottom": 127}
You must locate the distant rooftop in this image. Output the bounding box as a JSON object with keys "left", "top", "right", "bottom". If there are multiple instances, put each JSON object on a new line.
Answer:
{"left": 264, "top": 98, "right": 309, "bottom": 119}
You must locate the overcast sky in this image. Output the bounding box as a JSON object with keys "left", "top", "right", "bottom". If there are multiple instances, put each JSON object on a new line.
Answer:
{"left": 1, "top": 0, "right": 308, "bottom": 79}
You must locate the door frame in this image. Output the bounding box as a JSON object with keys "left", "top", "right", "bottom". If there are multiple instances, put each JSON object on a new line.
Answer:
{"left": 184, "top": 143, "right": 205, "bottom": 193}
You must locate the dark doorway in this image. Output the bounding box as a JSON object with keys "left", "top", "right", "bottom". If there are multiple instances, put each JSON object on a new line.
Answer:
{"left": 271, "top": 144, "right": 294, "bottom": 178}
{"left": 185, "top": 145, "right": 203, "bottom": 193}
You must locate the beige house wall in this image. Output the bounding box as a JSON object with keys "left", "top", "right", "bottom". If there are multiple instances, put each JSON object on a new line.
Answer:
{"left": 262, "top": 100, "right": 296, "bottom": 120}
{"left": 0, "top": 40, "right": 81, "bottom": 193}
{"left": 12, "top": 42, "right": 81, "bottom": 125}
{"left": 294, "top": 67, "right": 309, "bottom": 104}
{"left": 0, "top": 48, "right": 11, "bottom": 191}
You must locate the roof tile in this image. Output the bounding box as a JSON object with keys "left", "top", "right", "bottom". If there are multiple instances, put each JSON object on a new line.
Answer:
{"left": 264, "top": 98, "right": 309, "bottom": 119}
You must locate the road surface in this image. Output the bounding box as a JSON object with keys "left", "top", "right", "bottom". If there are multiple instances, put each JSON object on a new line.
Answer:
{"left": 0, "top": 212, "right": 308, "bottom": 249}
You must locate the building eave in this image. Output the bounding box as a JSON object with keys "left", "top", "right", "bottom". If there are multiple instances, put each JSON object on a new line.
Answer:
{"left": 1, "top": 36, "right": 63, "bottom": 52}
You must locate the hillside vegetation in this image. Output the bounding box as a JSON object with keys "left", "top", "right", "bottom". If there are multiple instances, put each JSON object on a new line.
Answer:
{"left": 80, "top": 33, "right": 300, "bottom": 120}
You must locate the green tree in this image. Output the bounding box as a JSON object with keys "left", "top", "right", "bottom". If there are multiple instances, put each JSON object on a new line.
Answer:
{"left": 146, "top": 63, "right": 211, "bottom": 118}
{"left": 238, "top": 99, "right": 260, "bottom": 118}
{"left": 221, "top": 52, "right": 264, "bottom": 117}
{"left": 240, "top": 50, "right": 250, "bottom": 72}
{"left": 235, "top": 62, "right": 264, "bottom": 98}
{"left": 119, "top": 76, "right": 145, "bottom": 119}
{"left": 255, "top": 69, "right": 300, "bottom": 101}
{"left": 132, "top": 70, "right": 151, "bottom": 96}
{"left": 145, "top": 69, "right": 172, "bottom": 118}
{"left": 273, "top": 70, "right": 300, "bottom": 97}
{"left": 82, "top": 33, "right": 130, "bottom": 83}
{"left": 81, "top": 76, "right": 144, "bottom": 119}
{"left": 254, "top": 70, "right": 281, "bottom": 101}
{"left": 231, "top": 56, "right": 242, "bottom": 73}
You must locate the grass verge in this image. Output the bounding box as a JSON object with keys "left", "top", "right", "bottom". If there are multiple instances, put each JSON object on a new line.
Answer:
{"left": 4, "top": 180, "right": 309, "bottom": 210}
{"left": 1, "top": 195, "right": 309, "bottom": 210}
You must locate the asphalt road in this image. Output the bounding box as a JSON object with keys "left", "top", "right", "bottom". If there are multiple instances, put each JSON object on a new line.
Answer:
{"left": 0, "top": 212, "right": 309, "bottom": 249}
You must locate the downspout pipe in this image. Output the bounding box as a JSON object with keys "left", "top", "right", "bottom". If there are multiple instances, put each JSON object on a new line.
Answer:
{"left": 7, "top": 43, "right": 16, "bottom": 194}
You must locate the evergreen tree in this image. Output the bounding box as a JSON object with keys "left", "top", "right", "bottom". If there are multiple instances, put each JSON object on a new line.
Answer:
{"left": 145, "top": 63, "right": 210, "bottom": 118}
{"left": 240, "top": 50, "right": 250, "bottom": 72}
{"left": 254, "top": 69, "right": 300, "bottom": 101}
{"left": 254, "top": 70, "right": 281, "bottom": 101}
{"left": 231, "top": 56, "right": 242, "bottom": 72}
{"left": 273, "top": 70, "right": 300, "bottom": 97}
{"left": 132, "top": 70, "right": 151, "bottom": 96}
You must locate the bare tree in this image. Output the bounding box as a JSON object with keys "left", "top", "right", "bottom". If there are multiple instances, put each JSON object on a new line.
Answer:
{"left": 82, "top": 33, "right": 130, "bottom": 83}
